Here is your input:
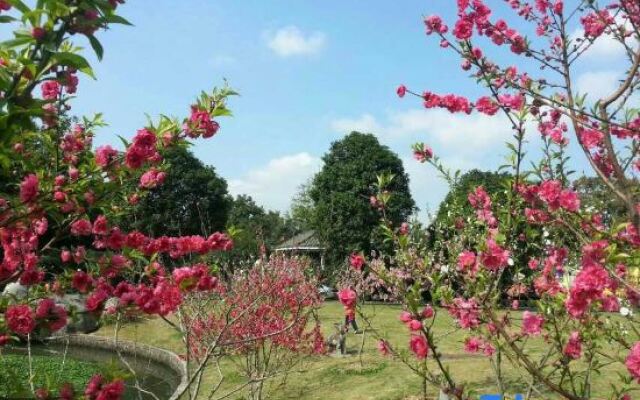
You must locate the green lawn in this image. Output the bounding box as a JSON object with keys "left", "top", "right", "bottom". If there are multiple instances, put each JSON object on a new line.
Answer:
{"left": 96, "top": 302, "right": 629, "bottom": 400}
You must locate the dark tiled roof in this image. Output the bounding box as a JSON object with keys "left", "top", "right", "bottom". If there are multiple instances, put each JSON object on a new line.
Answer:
{"left": 275, "top": 230, "right": 324, "bottom": 250}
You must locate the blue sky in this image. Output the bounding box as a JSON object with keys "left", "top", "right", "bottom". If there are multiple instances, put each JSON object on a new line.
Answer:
{"left": 62, "top": 1, "right": 628, "bottom": 219}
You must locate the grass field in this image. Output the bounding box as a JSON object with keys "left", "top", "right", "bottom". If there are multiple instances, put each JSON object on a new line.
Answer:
{"left": 96, "top": 302, "right": 628, "bottom": 400}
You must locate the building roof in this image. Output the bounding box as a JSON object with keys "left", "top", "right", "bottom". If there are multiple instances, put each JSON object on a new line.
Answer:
{"left": 275, "top": 230, "right": 324, "bottom": 251}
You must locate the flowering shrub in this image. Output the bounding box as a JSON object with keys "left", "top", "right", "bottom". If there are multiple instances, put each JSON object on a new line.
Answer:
{"left": 0, "top": 1, "right": 241, "bottom": 398}
{"left": 183, "top": 256, "right": 324, "bottom": 400}
{"left": 354, "top": 1, "right": 640, "bottom": 399}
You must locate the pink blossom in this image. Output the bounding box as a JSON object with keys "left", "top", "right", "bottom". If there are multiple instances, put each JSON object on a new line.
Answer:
{"left": 424, "top": 15, "right": 448, "bottom": 35}
{"left": 563, "top": 331, "right": 582, "bottom": 359}
{"left": 522, "top": 311, "right": 544, "bottom": 336}
{"left": 475, "top": 96, "right": 499, "bottom": 115}
{"left": 399, "top": 311, "right": 412, "bottom": 323}
{"left": 480, "top": 239, "right": 510, "bottom": 271}
{"left": 397, "top": 85, "right": 407, "bottom": 98}
{"left": 464, "top": 336, "right": 482, "bottom": 353}
{"left": 349, "top": 253, "right": 365, "bottom": 271}
{"left": 92, "top": 215, "right": 109, "bottom": 235}
{"left": 139, "top": 168, "right": 166, "bottom": 189}
{"left": 453, "top": 17, "right": 473, "bottom": 40}
{"left": 70, "top": 219, "right": 92, "bottom": 236}
{"left": 626, "top": 342, "right": 640, "bottom": 383}
{"left": 581, "top": 10, "right": 614, "bottom": 38}
{"left": 457, "top": 250, "right": 477, "bottom": 271}
{"left": 408, "top": 319, "right": 422, "bottom": 331}
{"left": 448, "top": 297, "right": 481, "bottom": 329}
{"left": 413, "top": 143, "right": 433, "bottom": 162}
{"left": 95, "top": 145, "right": 118, "bottom": 168}
{"left": 41, "top": 80, "right": 60, "bottom": 100}
{"left": 498, "top": 93, "right": 525, "bottom": 110}
{"left": 6, "top": 304, "right": 35, "bottom": 335}
{"left": 558, "top": 189, "right": 580, "bottom": 212}
{"left": 19, "top": 174, "right": 39, "bottom": 203}
{"left": 35, "top": 298, "right": 67, "bottom": 332}
{"left": 409, "top": 335, "right": 429, "bottom": 359}
{"left": 377, "top": 339, "right": 391, "bottom": 356}
{"left": 579, "top": 128, "right": 604, "bottom": 150}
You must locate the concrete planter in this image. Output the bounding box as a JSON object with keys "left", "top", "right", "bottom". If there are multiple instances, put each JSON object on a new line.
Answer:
{"left": 7, "top": 334, "right": 187, "bottom": 400}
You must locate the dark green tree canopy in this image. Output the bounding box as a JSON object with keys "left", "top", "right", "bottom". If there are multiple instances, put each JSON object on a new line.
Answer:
{"left": 222, "top": 195, "right": 297, "bottom": 271}
{"left": 434, "top": 169, "right": 510, "bottom": 226}
{"left": 128, "top": 147, "right": 232, "bottom": 237}
{"left": 310, "top": 132, "right": 415, "bottom": 269}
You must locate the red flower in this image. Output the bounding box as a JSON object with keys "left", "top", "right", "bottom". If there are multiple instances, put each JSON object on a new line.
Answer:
{"left": 480, "top": 239, "right": 510, "bottom": 271}
{"left": 41, "top": 81, "right": 61, "bottom": 100}
{"left": 563, "top": 331, "right": 582, "bottom": 359}
{"left": 31, "top": 27, "right": 46, "bottom": 40}
{"left": 626, "top": 342, "right": 640, "bottom": 383}
{"left": 70, "top": 219, "right": 92, "bottom": 236}
{"left": 349, "top": 253, "right": 365, "bottom": 271}
{"left": 19, "top": 174, "right": 39, "bottom": 203}
{"left": 377, "top": 339, "right": 391, "bottom": 356}
{"left": 396, "top": 85, "right": 407, "bottom": 98}
{"left": 95, "top": 145, "right": 119, "bottom": 168}
{"left": 409, "top": 334, "right": 429, "bottom": 359}
{"left": 521, "top": 311, "right": 544, "bottom": 336}
{"left": 36, "top": 298, "right": 68, "bottom": 332}
{"left": 6, "top": 304, "right": 36, "bottom": 335}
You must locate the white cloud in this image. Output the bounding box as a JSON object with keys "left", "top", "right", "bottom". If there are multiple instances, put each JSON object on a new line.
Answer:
{"left": 576, "top": 70, "right": 619, "bottom": 102}
{"left": 331, "top": 108, "right": 513, "bottom": 156}
{"left": 330, "top": 114, "right": 382, "bottom": 135}
{"left": 571, "top": 15, "right": 634, "bottom": 61}
{"left": 265, "top": 26, "right": 326, "bottom": 57}
{"left": 331, "top": 109, "right": 524, "bottom": 222}
{"left": 571, "top": 29, "right": 626, "bottom": 61}
{"left": 228, "top": 153, "right": 322, "bottom": 212}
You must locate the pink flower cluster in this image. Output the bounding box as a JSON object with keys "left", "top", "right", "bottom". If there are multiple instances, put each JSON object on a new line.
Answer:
{"left": 349, "top": 253, "right": 365, "bottom": 271}
{"left": 422, "top": 91, "right": 472, "bottom": 114}
{"left": 409, "top": 334, "right": 429, "bottom": 359}
{"left": 412, "top": 143, "right": 433, "bottom": 163}
{"left": 464, "top": 336, "right": 495, "bottom": 356}
{"left": 520, "top": 180, "right": 580, "bottom": 214}
{"left": 173, "top": 264, "right": 218, "bottom": 291}
{"left": 468, "top": 186, "right": 497, "bottom": 226}
{"left": 521, "top": 311, "right": 544, "bottom": 336}
{"left": 564, "top": 331, "right": 582, "bottom": 359}
{"left": 85, "top": 375, "right": 125, "bottom": 400}
{"left": 538, "top": 109, "right": 568, "bottom": 145}
{"left": 565, "top": 241, "right": 619, "bottom": 318}
{"left": 187, "top": 257, "right": 324, "bottom": 359}
{"left": 480, "top": 239, "right": 510, "bottom": 271}
{"left": 447, "top": 297, "right": 481, "bottom": 329}
{"left": 184, "top": 106, "right": 220, "bottom": 139}
{"left": 581, "top": 10, "right": 614, "bottom": 38}
{"left": 626, "top": 342, "right": 640, "bottom": 383}
{"left": 124, "top": 128, "right": 161, "bottom": 170}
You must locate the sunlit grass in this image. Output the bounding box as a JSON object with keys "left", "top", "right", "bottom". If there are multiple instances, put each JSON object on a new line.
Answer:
{"left": 97, "top": 302, "right": 629, "bottom": 399}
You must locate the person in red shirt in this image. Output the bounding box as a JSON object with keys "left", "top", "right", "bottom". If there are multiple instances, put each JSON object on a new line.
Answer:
{"left": 338, "top": 286, "right": 361, "bottom": 333}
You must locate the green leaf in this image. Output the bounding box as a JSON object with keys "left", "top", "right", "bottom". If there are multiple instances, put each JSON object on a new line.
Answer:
{"left": 103, "top": 14, "right": 133, "bottom": 26}
{"left": 0, "top": 15, "right": 16, "bottom": 23}
{"left": 1, "top": 36, "right": 33, "bottom": 49}
{"left": 88, "top": 35, "right": 104, "bottom": 61}
{"left": 7, "top": 0, "right": 30, "bottom": 13}
{"left": 51, "top": 52, "right": 95, "bottom": 79}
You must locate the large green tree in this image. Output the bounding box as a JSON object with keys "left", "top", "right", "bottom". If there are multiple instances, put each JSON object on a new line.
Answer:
{"left": 128, "top": 147, "right": 232, "bottom": 237}
{"left": 310, "top": 132, "right": 415, "bottom": 271}
{"left": 222, "top": 195, "right": 297, "bottom": 272}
